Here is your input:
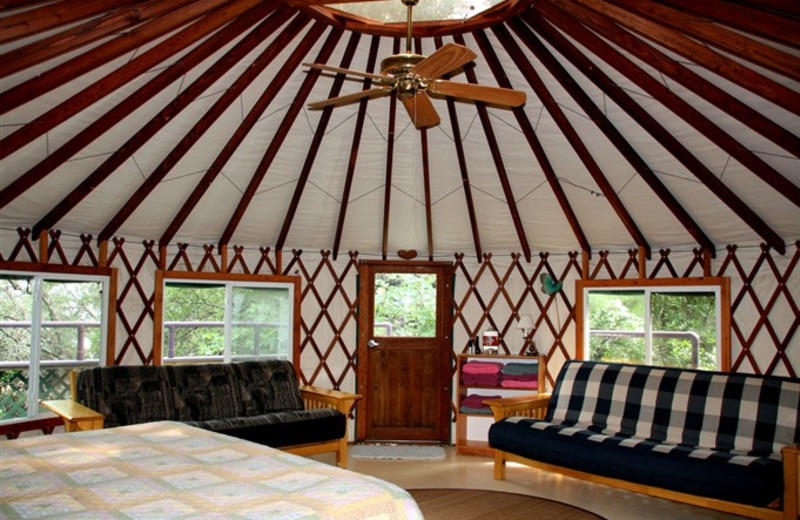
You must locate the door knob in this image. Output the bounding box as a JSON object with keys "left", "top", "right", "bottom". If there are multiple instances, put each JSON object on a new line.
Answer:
{"left": 368, "top": 339, "right": 380, "bottom": 348}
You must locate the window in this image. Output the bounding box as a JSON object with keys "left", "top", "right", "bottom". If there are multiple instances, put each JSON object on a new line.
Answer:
{"left": 154, "top": 272, "right": 300, "bottom": 365}
{"left": 373, "top": 272, "right": 437, "bottom": 337}
{"left": 0, "top": 264, "right": 114, "bottom": 422}
{"left": 576, "top": 278, "right": 731, "bottom": 371}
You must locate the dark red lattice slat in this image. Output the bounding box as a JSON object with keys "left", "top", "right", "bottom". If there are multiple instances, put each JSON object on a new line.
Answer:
{"left": 252, "top": 247, "right": 277, "bottom": 275}
{"left": 196, "top": 244, "right": 221, "bottom": 273}
{"left": 758, "top": 243, "right": 799, "bottom": 376}
{"left": 283, "top": 250, "right": 359, "bottom": 389}
{"left": 619, "top": 249, "right": 640, "bottom": 278}
{"left": 166, "top": 243, "right": 193, "bottom": 271}
{"left": 73, "top": 234, "right": 99, "bottom": 267}
{"left": 682, "top": 248, "right": 707, "bottom": 277}
{"left": 589, "top": 250, "right": 617, "bottom": 279}
{"left": 227, "top": 245, "right": 250, "bottom": 274}
{"left": 649, "top": 249, "right": 681, "bottom": 279}
{"left": 6, "top": 228, "right": 38, "bottom": 262}
{"left": 46, "top": 230, "right": 69, "bottom": 265}
{"left": 107, "top": 238, "right": 158, "bottom": 365}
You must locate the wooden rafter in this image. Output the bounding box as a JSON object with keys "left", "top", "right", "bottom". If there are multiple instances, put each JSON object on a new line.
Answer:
{"left": 433, "top": 35, "right": 483, "bottom": 262}
{"left": 158, "top": 14, "right": 316, "bottom": 247}
{"left": 1, "top": 0, "right": 198, "bottom": 78}
{"left": 0, "top": 0, "right": 259, "bottom": 162}
{"left": 275, "top": 31, "right": 363, "bottom": 251}
{"left": 530, "top": 4, "right": 787, "bottom": 255}
{"left": 573, "top": 0, "right": 800, "bottom": 161}
{"left": 0, "top": 0, "right": 135, "bottom": 45}
{"left": 218, "top": 25, "right": 345, "bottom": 249}
{"left": 415, "top": 37, "right": 435, "bottom": 261}
{"left": 31, "top": 6, "right": 294, "bottom": 238}
{"left": 608, "top": 0, "right": 800, "bottom": 81}
{"left": 2, "top": 2, "right": 277, "bottom": 214}
{"left": 550, "top": 0, "right": 800, "bottom": 203}
{"left": 333, "top": 35, "right": 381, "bottom": 261}
{"left": 452, "top": 34, "right": 532, "bottom": 262}
{"left": 502, "top": 19, "right": 715, "bottom": 254}
{"left": 481, "top": 24, "right": 651, "bottom": 258}
{"left": 0, "top": 0, "right": 239, "bottom": 118}
{"left": 570, "top": 0, "right": 800, "bottom": 116}
{"left": 381, "top": 38, "right": 401, "bottom": 260}
{"left": 654, "top": 0, "right": 800, "bottom": 49}
{"left": 475, "top": 27, "right": 591, "bottom": 256}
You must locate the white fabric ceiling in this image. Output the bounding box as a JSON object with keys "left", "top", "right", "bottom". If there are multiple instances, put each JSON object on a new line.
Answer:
{"left": 0, "top": 0, "right": 798, "bottom": 259}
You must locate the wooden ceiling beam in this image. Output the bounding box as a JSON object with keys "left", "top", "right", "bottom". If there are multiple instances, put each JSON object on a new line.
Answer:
{"left": 333, "top": 35, "right": 382, "bottom": 261}
{"left": 159, "top": 14, "right": 317, "bottom": 247}
{"left": 504, "top": 18, "right": 716, "bottom": 253}
{"left": 275, "top": 31, "right": 363, "bottom": 251}
{"left": 569, "top": 0, "right": 800, "bottom": 117}
{"left": 433, "top": 36, "right": 483, "bottom": 261}
{"left": 553, "top": 0, "right": 800, "bottom": 203}
{"left": 531, "top": 4, "right": 787, "bottom": 255}
{"left": 1, "top": 0, "right": 198, "bottom": 78}
{"left": 416, "top": 38, "right": 435, "bottom": 261}
{"left": 453, "top": 33, "right": 533, "bottom": 262}
{"left": 478, "top": 27, "right": 591, "bottom": 256}
{"left": 31, "top": 6, "right": 293, "bottom": 238}
{"left": 726, "top": 0, "right": 800, "bottom": 16}
{"left": 218, "top": 25, "right": 345, "bottom": 249}
{"left": 648, "top": 0, "right": 800, "bottom": 55}
{"left": 0, "top": 0, "right": 135, "bottom": 45}
{"left": 480, "top": 25, "right": 651, "bottom": 258}
{"left": 665, "top": 0, "right": 800, "bottom": 49}
{"left": 0, "top": 0, "right": 238, "bottom": 118}
{"left": 0, "top": 0, "right": 258, "bottom": 160}
{"left": 0, "top": 1, "right": 275, "bottom": 210}
{"left": 381, "top": 38, "right": 401, "bottom": 261}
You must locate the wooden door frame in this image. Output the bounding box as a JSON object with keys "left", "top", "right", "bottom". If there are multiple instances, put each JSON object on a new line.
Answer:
{"left": 355, "top": 260, "right": 454, "bottom": 442}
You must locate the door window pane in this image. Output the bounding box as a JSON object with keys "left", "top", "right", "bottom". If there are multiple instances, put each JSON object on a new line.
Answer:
{"left": 374, "top": 273, "right": 437, "bottom": 337}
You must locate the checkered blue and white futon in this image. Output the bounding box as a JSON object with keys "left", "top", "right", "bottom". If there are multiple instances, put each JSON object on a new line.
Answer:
{"left": 488, "top": 361, "right": 800, "bottom": 507}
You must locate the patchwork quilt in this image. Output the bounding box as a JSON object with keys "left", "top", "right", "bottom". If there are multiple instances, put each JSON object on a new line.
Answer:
{"left": 1, "top": 421, "right": 423, "bottom": 519}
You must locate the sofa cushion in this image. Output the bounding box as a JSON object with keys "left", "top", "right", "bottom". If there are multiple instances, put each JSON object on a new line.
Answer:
{"left": 230, "top": 360, "right": 305, "bottom": 415}
{"left": 489, "top": 417, "right": 783, "bottom": 507}
{"left": 547, "top": 361, "right": 800, "bottom": 458}
{"left": 165, "top": 363, "right": 242, "bottom": 422}
{"left": 187, "top": 407, "right": 345, "bottom": 448}
{"left": 75, "top": 366, "right": 172, "bottom": 428}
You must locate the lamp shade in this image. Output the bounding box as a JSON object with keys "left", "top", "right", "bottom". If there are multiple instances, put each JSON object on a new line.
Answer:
{"left": 516, "top": 314, "right": 534, "bottom": 330}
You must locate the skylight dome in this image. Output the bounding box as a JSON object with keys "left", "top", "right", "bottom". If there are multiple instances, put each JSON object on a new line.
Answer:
{"left": 328, "top": 0, "right": 506, "bottom": 23}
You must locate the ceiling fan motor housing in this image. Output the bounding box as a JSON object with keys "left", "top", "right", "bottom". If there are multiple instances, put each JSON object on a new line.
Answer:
{"left": 381, "top": 53, "right": 427, "bottom": 96}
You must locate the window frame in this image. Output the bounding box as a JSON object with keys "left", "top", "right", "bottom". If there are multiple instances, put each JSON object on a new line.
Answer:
{"left": 0, "top": 261, "right": 116, "bottom": 422}
{"left": 153, "top": 271, "right": 301, "bottom": 366}
{"left": 575, "top": 277, "right": 731, "bottom": 371}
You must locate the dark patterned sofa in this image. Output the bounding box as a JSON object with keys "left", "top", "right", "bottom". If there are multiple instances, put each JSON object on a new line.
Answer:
{"left": 46, "top": 360, "right": 360, "bottom": 467}
{"left": 486, "top": 360, "right": 800, "bottom": 520}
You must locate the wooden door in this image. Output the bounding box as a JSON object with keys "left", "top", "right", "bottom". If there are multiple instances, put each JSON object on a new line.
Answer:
{"left": 356, "top": 261, "right": 454, "bottom": 443}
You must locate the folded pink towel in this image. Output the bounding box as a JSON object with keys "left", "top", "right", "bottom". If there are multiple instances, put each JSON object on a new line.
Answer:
{"left": 500, "top": 380, "right": 538, "bottom": 389}
{"left": 462, "top": 361, "right": 504, "bottom": 374}
{"left": 501, "top": 373, "right": 538, "bottom": 381}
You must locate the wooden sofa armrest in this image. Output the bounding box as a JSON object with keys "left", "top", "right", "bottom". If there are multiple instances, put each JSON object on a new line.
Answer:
{"left": 483, "top": 393, "right": 552, "bottom": 422}
{"left": 299, "top": 386, "right": 362, "bottom": 415}
{"left": 783, "top": 442, "right": 799, "bottom": 520}
{"left": 40, "top": 399, "right": 104, "bottom": 433}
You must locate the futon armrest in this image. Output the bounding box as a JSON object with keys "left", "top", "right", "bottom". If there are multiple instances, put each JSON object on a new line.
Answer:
{"left": 40, "top": 399, "right": 104, "bottom": 432}
{"left": 483, "top": 393, "right": 551, "bottom": 422}
{"left": 299, "top": 386, "right": 362, "bottom": 416}
{"left": 783, "top": 443, "right": 799, "bottom": 520}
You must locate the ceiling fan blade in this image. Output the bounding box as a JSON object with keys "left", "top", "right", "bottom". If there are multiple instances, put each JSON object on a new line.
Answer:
{"left": 411, "top": 43, "right": 476, "bottom": 81}
{"left": 304, "top": 62, "right": 390, "bottom": 83}
{"left": 429, "top": 80, "right": 526, "bottom": 107}
{"left": 401, "top": 92, "right": 440, "bottom": 129}
{"left": 308, "top": 87, "right": 391, "bottom": 110}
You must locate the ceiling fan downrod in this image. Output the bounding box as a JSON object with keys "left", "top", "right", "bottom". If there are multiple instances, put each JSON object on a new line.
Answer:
{"left": 402, "top": 0, "right": 419, "bottom": 54}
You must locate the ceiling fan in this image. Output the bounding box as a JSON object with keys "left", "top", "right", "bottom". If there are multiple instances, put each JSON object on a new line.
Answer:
{"left": 303, "top": 0, "right": 526, "bottom": 129}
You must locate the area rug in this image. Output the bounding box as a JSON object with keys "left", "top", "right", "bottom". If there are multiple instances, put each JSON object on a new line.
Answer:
{"left": 408, "top": 489, "right": 606, "bottom": 520}
{"left": 350, "top": 444, "right": 446, "bottom": 460}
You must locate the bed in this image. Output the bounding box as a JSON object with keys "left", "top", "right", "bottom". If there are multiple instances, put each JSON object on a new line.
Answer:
{"left": 0, "top": 421, "right": 423, "bottom": 519}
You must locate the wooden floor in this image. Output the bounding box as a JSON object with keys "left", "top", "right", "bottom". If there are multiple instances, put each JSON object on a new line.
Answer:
{"left": 309, "top": 446, "right": 749, "bottom": 520}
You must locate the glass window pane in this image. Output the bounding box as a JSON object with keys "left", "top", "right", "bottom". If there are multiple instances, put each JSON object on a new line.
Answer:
{"left": 231, "top": 287, "right": 290, "bottom": 360}
{"left": 650, "top": 292, "right": 716, "bottom": 370}
{"left": 587, "top": 291, "right": 645, "bottom": 363}
{"left": 163, "top": 285, "right": 224, "bottom": 361}
{"left": 0, "top": 277, "right": 33, "bottom": 421}
{"left": 374, "top": 273, "right": 437, "bottom": 337}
